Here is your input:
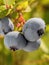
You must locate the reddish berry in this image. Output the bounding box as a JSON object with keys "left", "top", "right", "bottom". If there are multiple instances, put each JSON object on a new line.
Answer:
{"left": 19, "top": 13, "right": 25, "bottom": 23}
{"left": 16, "top": 23, "right": 21, "bottom": 28}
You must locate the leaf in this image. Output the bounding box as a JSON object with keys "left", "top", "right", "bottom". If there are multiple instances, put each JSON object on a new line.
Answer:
{"left": 16, "top": 1, "right": 28, "bottom": 10}
{"left": 43, "top": 10, "right": 49, "bottom": 24}
{"left": 0, "top": 0, "right": 4, "bottom": 5}
{"left": 0, "top": 5, "right": 6, "bottom": 11}
{"left": 33, "top": 5, "right": 44, "bottom": 18}
{"left": 23, "top": 6, "right": 31, "bottom": 12}
{"left": 0, "top": 5, "right": 12, "bottom": 18}
{"left": 10, "top": 12, "right": 18, "bottom": 19}
{"left": 15, "top": 0, "right": 24, "bottom": 3}
{"left": 41, "top": 0, "right": 49, "bottom": 5}
{"left": 40, "top": 40, "right": 49, "bottom": 54}
{"left": 6, "top": 53, "right": 12, "bottom": 65}
{"left": 28, "top": 0, "right": 35, "bottom": 5}
{"left": 23, "top": 12, "right": 32, "bottom": 20}
{"left": 41, "top": 25, "right": 49, "bottom": 54}
{"left": 0, "top": 10, "right": 8, "bottom": 18}
{"left": 3, "top": 0, "right": 15, "bottom": 5}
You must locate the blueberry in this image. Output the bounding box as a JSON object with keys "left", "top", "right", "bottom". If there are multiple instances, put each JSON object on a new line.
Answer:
{"left": 0, "top": 22, "right": 4, "bottom": 36}
{"left": 0, "top": 17, "right": 14, "bottom": 36}
{"left": 22, "top": 18, "right": 46, "bottom": 42}
{"left": 4, "top": 31, "right": 27, "bottom": 51}
{"left": 23, "top": 39, "right": 41, "bottom": 52}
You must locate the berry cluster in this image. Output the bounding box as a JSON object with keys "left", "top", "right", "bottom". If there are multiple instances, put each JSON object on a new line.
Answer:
{"left": 0, "top": 17, "right": 46, "bottom": 52}
{"left": 14, "top": 13, "right": 25, "bottom": 32}
{"left": 16, "top": 14, "right": 25, "bottom": 27}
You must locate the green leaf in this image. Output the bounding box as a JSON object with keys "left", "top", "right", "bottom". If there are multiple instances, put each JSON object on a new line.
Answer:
{"left": 0, "top": 5, "right": 12, "bottom": 18}
{"left": 43, "top": 10, "right": 49, "bottom": 24}
{"left": 23, "top": 12, "right": 32, "bottom": 20}
{"left": 10, "top": 12, "right": 18, "bottom": 19}
{"left": 0, "top": 9, "right": 11, "bottom": 18}
{"left": 6, "top": 53, "right": 12, "bottom": 65}
{"left": 0, "top": 5, "right": 6, "bottom": 11}
{"left": 3, "top": 0, "right": 15, "bottom": 5}
{"left": 0, "top": 0, "right": 4, "bottom": 5}
{"left": 17, "top": 1, "right": 28, "bottom": 10}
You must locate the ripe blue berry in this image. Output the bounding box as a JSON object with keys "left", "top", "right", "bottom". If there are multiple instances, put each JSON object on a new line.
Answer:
{"left": 4, "top": 31, "right": 27, "bottom": 51}
{"left": 23, "top": 39, "right": 41, "bottom": 52}
{"left": 22, "top": 18, "right": 46, "bottom": 42}
{"left": 0, "top": 17, "right": 14, "bottom": 36}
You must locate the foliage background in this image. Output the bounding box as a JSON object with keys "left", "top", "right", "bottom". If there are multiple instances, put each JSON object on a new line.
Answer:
{"left": 0, "top": 0, "right": 49, "bottom": 65}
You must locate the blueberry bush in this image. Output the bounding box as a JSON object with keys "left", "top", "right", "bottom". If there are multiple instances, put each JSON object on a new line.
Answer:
{"left": 0, "top": 0, "right": 49, "bottom": 65}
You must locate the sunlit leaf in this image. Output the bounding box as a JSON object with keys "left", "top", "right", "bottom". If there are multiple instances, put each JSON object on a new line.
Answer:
{"left": 0, "top": 5, "right": 6, "bottom": 11}
{"left": 23, "top": 6, "right": 31, "bottom": 12}
{"left": 16, "top": 1, "right": 28, "bottom": 11}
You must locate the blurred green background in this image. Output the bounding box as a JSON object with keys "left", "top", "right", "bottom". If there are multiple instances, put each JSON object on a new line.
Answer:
{"left": 0, "top": 0, "right": 49, "bottom": 65}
